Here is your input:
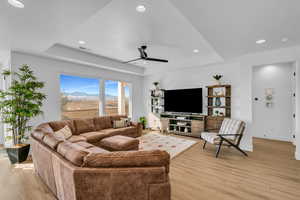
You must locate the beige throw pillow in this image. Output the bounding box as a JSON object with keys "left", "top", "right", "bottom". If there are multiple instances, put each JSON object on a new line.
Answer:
{"left": 113, "top": 120, "right": 127, "bottom": 129}
{"left": 121, "top": 117, "right": 131, "bottom": 126}
{"left": 54, "top": 125, "right": 72, "bottom": 140}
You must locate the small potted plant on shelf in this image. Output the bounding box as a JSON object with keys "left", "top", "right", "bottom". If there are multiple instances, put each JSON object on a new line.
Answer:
{"left": 0, "top": 65, "right": 46, "bottom": 164}
{"left": 213, "top": 74, "right": 223, "bottom": 85}
{"left": 139, "top": 117, "right": 147, "bottom": 130}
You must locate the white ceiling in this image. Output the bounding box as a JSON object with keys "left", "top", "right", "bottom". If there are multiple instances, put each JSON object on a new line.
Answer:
{"left": 1, "top": 0, "right": 300, "bottom": 74}
{"left": 60, "top": 0, "right": 223, "bottom": 70}
{"left": 170, "top": 0, "right": 300, "bottom": 59}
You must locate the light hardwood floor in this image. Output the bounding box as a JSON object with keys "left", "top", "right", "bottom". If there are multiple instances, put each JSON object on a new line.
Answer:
{"left": 0, "top": 138, "right": 300, "bottom": 200}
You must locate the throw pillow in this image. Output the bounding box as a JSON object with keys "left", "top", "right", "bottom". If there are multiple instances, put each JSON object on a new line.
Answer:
{"left": 54, "top": 125, "right": 72, "bottom": 140}
{"left": 113, "top": 120, "right": 127, "bottom": 129}
{"left": 121, "top": 117, "right": 131, "bottom": 127}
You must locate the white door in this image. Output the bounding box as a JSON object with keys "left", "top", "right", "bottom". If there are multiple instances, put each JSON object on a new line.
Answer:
{"left": 252, "top": 63, "right": 294, "bottom": 142}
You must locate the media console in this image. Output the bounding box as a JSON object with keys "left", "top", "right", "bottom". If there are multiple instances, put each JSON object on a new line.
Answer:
{"left": 160, "top": 113, "right": 205, "bottom": 138}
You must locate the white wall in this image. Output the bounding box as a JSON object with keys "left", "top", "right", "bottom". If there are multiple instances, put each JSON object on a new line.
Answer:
{"left": 143, "top": 61, "right": 254, "bottom": 151}
{"left": 0, "top": 50, "right": 11, "bottom": 145}
{"left": 143, "top": 45, "right": 300, "bottom": 155}
{"left": 10, "top": 51, "right": 144, "bottom": 132}
{"left": 252, "top": 63, "right": 293, "bottom": 141}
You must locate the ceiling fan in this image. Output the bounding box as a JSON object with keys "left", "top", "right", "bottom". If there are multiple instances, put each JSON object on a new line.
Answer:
{"left": 124, "top": 45, "right": 168, "bottom": 63}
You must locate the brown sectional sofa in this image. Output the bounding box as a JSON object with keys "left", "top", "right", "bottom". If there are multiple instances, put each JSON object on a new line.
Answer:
{"left": 31, "top": 115, "right": 171, "bottom": 200}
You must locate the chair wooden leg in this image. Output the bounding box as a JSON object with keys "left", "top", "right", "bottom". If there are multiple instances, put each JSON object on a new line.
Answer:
{"left": 215, "top": 139, "right": 223, "bottom": 158}
{"left": 222, "top": 137, "right": 248, "bottom": 157}
{"left": 233, "top": 145, "right": 248, "bottom": 157}
{"left": 203, "top": 141, "right": 207, "bottom": 149}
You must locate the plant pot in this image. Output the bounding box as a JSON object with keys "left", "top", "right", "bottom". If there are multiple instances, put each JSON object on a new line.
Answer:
{"left": 6, "top": 144, "right": 30, "bottom": 164}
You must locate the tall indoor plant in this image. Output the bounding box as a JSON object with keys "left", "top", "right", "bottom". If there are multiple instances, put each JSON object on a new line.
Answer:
{"left": 0, "top": 65, "right": 46, "bottom": 163}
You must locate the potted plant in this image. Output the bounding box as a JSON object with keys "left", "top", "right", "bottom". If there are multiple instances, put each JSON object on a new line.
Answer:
{"left": 213, "top": 74, "right": 223, "bottom": 85}
{"left": 0, "top": 65, "right": 46, "bottom": 164}
{"left": 139, "top": 117, "right": 147, "bottom": 130}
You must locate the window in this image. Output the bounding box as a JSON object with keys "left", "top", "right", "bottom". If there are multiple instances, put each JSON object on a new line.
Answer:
{"left": 60, "top": 75, "right": 100, "bottom": 119}
{"left": 104, "top": 80, "right": 119, "bottom": 115}
{"left": 104, "top": 80, "right": 131, "bottom": 116}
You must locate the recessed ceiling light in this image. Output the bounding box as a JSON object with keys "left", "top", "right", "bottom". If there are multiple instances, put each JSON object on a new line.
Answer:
{"left": 8, "top": 0, "right": 24, "bottom": 8}
{"left": 193, "top": 49, "right": 199, "bottom": 53}
{"left": 136, "top": 5, "right": 146, "bottom": 13}
{"left": 78, "top": 40, "right": 86, "bottom": 45}
{"left": 281, "top": 37, "right": 288, "bottom": 42}
{"left": 256, "top": 39, "right": 266, "bottom": 44}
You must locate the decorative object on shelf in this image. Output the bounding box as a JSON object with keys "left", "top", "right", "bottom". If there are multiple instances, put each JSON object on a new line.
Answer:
{"left": 265, "top": 88, "right": 274, "bottom": 108}
{"left": 153, "top": 82, "right": 162, "bottom": 97}
{"left": 184, "top": 127, "right": 188, "bottom": 133}
{"left": 213, "top": 74, "right": 223, "bottom": 85}
{"left": 215, "top": 110, "right": 220, "bottom": 116}
{"left": 139, "top": 117, "right": 147, "bottom": 129}
{"left": 215, "top": 96, "right": 222, "bottom": 107}
{"left": 219, "top": 112, "right": 224, "bottom": 116}
{"left": 0, "top": 65, "right": 46, "bottom": 164}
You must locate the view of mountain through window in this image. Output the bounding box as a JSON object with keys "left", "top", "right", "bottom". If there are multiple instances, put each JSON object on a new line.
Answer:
{"left": 60, "top": 75, "right": 131, "bottom": 119}
{"left": 60, "top": 74, "right": 100, "bottom": 119}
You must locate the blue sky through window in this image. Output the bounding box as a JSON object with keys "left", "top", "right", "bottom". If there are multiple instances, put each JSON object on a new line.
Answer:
{"left": 60, "top": 74, "right": 99, "bottom": 95}
{"left": 60, "top": 75, "right": 129, "bottom": 97}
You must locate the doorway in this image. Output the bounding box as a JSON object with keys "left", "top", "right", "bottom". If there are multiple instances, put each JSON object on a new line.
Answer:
{"left": 252, "top": 62, "right": 295, "bottom": 142}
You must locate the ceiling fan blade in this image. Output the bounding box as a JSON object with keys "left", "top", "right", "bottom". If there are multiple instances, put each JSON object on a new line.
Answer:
{"left": 145, "top": 57, "right": 168, "bottom": 63}
{"left": 124, "top": 58, "right": 142, "bottom": 63}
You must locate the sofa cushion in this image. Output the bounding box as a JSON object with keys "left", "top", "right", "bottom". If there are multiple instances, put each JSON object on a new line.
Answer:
{"left": 114, "top": 126, "right": 137, "bottom": 137}
{"left": 85, "top": 146, "right": 110, "bottom": 154}
{"left": 112, "top": 120, "right": 127, "bottom": 129}
{"left": 82, "top": 150, "right": 170, "bottom": 169}
{"left": 54, "top": 125, "right": 72, "bottom": 140}
{"left": 110, "top": 115, "right": 127, "bottom": 120}
{"left": 110, "top": 115, "right": 127, "bottom": 124}
{"left": 57, "top": 141, "right": 89, "bottom": 166}
{"left": 43, "top": 134, "right": 64, "bottom": 150}
{"left": 99, "top": 128, "right": 122, "bottom": 137}
{"left": 80, "top": 131, "right": 108, "bottom": 143}
{"left": 75, "top": 141, "right": 94, "bottom": 149}
{"left": 35, "top": 123, "right": 54, "bottom": 134}
{"left": 32, "top": 130, "right": 49, "bottom": 141}
{"left": 49, "top": 120, "right": 76, "bottom": 135}
{"left": 93, "top": 116, "right": 112, "bottom": 130}
{"left": 67, "top": 135, "right": 87, "bottom": 143}
{"left": 74, "top": 118, "right": 96, "bottom": 134}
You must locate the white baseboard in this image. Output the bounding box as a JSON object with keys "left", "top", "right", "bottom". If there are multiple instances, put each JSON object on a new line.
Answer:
{"left": 253, "top": 135, "right": 292, "bottom": 142}
{"left": 296, "top": 151, "right": 300, "bottom": 160}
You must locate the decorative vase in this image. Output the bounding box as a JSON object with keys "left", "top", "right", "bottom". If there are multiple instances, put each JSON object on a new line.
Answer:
{"left": 215, "top": 97, "right": 222, "bottom": 107}
{"left": 153, "top": 82, "right": 161, "bottom": 97}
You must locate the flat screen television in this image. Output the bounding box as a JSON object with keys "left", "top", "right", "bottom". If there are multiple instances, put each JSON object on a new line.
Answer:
{"left": 164, "top": 88, "right": 203, "bottom": 113}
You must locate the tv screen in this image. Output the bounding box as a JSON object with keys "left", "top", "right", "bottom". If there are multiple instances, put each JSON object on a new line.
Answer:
{"left": 164, "top": 88, "right": 203, "bottom": 113}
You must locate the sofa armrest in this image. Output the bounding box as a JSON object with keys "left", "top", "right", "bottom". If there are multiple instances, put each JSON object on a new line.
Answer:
{"left": 131, "top": 122, "right": 143, "bottom": 137}
{"left": 83, "top": 150, "right": 170, "bottom": 173}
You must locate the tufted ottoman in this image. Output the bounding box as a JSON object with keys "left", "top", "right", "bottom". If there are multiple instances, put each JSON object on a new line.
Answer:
{"left": 100, "top": 135, "right": 139, "bottom": 151}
